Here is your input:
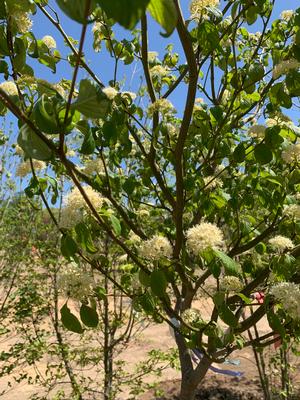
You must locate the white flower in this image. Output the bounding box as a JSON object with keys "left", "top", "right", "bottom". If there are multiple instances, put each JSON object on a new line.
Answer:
{"left": 128, "top": 230, "right": 141, "bottom": 244}
{"left": 121, "top": 91, "right": 136, "bottom": 101}
{"left": 60, "top": 186, "right": 104, "bottom": 228}
{"left": 186, "top": 222, "right": 224, "bottom": 255}
{"left": 103, "top": 86, "right": 118, "bottom": 100}
{"left": 283, "top": 204, "right": 300, "bottom": 220}
{"left": 182, "top": 308, "right": 205, "bottom": 326}
{"left": 139, "top": 235, "right": 173, "bottom": 261}
{"left": 268, "top": 236, "right": 294, "bottom": 253}
{"left": 82, "top": 159, "right": 105, "bottom": 175}
{"left": 189, "top": 0, "right": 219, "bottom": 18}
{"left": 16, "top": 160, "right": 46, "bottom": 177}
{"left": 248, "top": 124, "right": 266, "bottom": 139}
{"left": 0, "top": 81, "right": 18, "bottom": 96}
{"left": 148, "top": 51, "right": 159, "bottom": 62}
{"left": 270, "top": 282, "right": 300, "bottom": 320}
{"left": 193, "top": 97, "right": 205, "bottom": 112}
{"left": 53, "top": 83, "right": 65, "bottom": 98}
{"left": 203, "top": 176, "right": 223, "bottom": 190}
{"left": 58, "top": 263, "right": 93, "bottom": 300}
{"left": 273, "top": 59, "right": 300, "bottom": 80}
{"left": 282, "top": 143, "right": 300, "bottom": 163}
{"left": 13, "top": 11, "right": 32, "bottom": 33}
{"left": 65, "top": 186, "right": 103, "bottom": 210}
{"left": 148, "top": 99, "right": 176, "bottom": 116}
{"left": 220, "top": 276, "right": 243, "bottom": 293}
{"left": 150, "top": 65, "right": 169, "bottom": 77}
{"left": 42, "top": 35, "right": 56, "bottom": 49}
{"left": 280, "top": 10, "right": 294, "bottom": 21}
{"left": 15, "top": 144, "right": 24, "bottom": 156}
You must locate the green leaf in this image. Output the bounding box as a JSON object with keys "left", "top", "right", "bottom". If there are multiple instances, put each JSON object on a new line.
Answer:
{"left": 71, "top": 80, "right": 110, "bottom": 119}
{"left": 248, "top": 62, "right": 265, "bottom": 82}
{"left": 208, "top": 261, "right": 221, "bottom": 278}
{"left": 254, "top": 143, "right": 273, "bottom": 165}
{"left": 110, "top": 214, "right": 122, "bottom": 236}
{"left": 13, "top": 38, "right": 26, "bottom": 72}
{"left": 94, "top": 286, "right": 107, "bottom": 300}
{"left": 79, "top": 123, "right": 95, "bottom": 155}
{"left": 213, "top": 291, "right": 225, "bottom": 307}
{"left": 56, "top": 0, "right": 96, "bottom": 23}
{"left": 147, "top": 0, "right": 177, "bottom": 37}
{"left": 150, "top": 269, "right": 167, "bottom": 297}
{"left": 290, "top": 170, "right": 300, "bottom": 185}
{"left": 75, "top": 222, "right": 98, "bottom": 254}
{"left": 96, "top": 0, "right": 150, "bottom": 29}
{"left": 213, "top": 249, "right": 240, "bottom": 276}
{"left": 219, "top": 303, "right": 238, "bottom": 327}
{"left": 80, "top": 304, "right": 99, "bottom": 328}
{"left": 17, "top": 125, "right": 53, "bottom": 161}
{"left": 33, "top": 95, "right": 60, "bottom": 134}
{"left": 139, "top": 270, "right": 151, "bottom": 287}
{"left": 233, "top": 143, "right": 246, "bottom": 163}
{"left": 61, "top": 234, "right": 78, "bottom": 258}
{"left": 61, "top": 303, "right": 84, "bottom": 334}
{"left": 138, "top": 292, "right": 156, "bottom": 314}
{"left": 236, "top": 293, "right": 252, "bottom": 305}
{"left": 267, "top": 309, "right": 285, "bottom": 338}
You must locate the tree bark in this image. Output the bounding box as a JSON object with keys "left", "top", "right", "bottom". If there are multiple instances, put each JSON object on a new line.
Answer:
{"left": 175, "top": 329, "right": 211, "bottom": 400}
{"left": 179, "top": 355, "right": 211, "bottom": 400}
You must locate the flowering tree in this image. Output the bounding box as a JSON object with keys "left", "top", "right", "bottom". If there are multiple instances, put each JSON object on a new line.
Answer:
{"left": 1, "top": 0, "right": 300, "bottom": 399}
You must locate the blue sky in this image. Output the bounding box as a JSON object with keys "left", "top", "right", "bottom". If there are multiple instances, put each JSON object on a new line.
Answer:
{"left": 2, "top": 0, "right": 299, "bottom": 139}
{"left": 29, "top": 0, "right": 299, "bottom": 120}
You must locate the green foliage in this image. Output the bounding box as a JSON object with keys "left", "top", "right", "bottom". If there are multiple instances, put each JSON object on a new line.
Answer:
{"left": 96, "top": 0, "right": 150, "bottom": 29}
{"left": 2, "top": 1, "right": 300, "bottom": 398}
{"left": 71, "top": 79, "right": 110, "bottom": 119}
{"left": 17, "top": 125, "right": 53, "bottom": 161}
{"left": 148, "top": 0, "right": 178, "bottom": 36}
{"left": 79, "top": 304, "right": 99, "bottom": 328}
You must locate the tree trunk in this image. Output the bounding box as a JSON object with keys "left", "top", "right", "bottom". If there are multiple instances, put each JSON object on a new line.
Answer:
{"left": 175, "top": 330, "right": 212, "bottom": 400}
{"left": 179, "top": 377, "right": 198, "bottom": 400}
{"left": 179, "top": 355, "right": 211, "bottom": 400}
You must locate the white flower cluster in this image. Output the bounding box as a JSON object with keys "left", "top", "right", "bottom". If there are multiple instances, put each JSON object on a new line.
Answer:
{"left": 58, "top": 263, "right": 94, "bottom": 300}
{"left": 203, "top": 176, "right": 223, "bottom": 190}
{"left": 42, "top": 35, "right": 56, "bottom": 49}
{"left": 148, "top": 51, "right": 159, "bottom": 63}
{"left": 150, "top": 65, "right": 169, "bottom": 77}
{"left": 273, "top": 59, "right": 300, "bottom": 79}
{"left": 60, "top": 186, "right": 104, "bottom": 228}
{"left": 182, "top": 308, "right": 205, "bottom": 326}
{"left": 248, "top": 124, "right": 266, "bottom": 139}
{"left": 82, "top": 159, "right": 105, "bottom": 176}
{"left": 0, "top": 81, "right": 18, "bottom": 96}
{"left": 128, "top": 230, "right": 141, "bottom": 245}
{"left": 270, "top": 282, "right": 300, "bottom": 320}
{"left": 220, "top": 276, "right": 243, "bottom": 293}
{"left": 281, "top": 143, "right": 300, "bottom": 163}
{"left": 12, "top": 11, "right": 32, "bottom": 33}
{"left": 139, "top": 235, "right": 172, "bottom": 261}
{"left": 148, "top": 99, "right": 176, "bottom": 116}
{"left": 193, "top": 97, "right": 205, "bottom": 112}
{"left": 186, "top": 222, "right": 224, "bottom": 255}
{"left": 16, "top": 160, "right": 46, "bottom": 177}
{"left": 283, "top": 204, "right": 300, "bottom": 220}
{"left": 280, "top": 10, "right": 294, "bottom": 21}
{"left": 268, "top": 235, "right": 294, "bottom": 253}
{"left": 103, "top": 86, "right": 118, "bottom": 100}
{"left": 189, "top": 0, "right": 219, "bottom": 18}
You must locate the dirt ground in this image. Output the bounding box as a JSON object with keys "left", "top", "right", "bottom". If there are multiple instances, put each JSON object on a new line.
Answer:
{"left": 1, "top": 298, "right": 300, "bottom": 400}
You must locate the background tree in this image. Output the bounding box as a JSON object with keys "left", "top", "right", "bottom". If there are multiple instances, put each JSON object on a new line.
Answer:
{"left": 1, "top": 1, "right": 300, "bottom": 399}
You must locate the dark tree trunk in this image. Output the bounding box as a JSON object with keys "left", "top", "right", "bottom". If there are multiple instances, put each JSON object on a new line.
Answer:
{"left": 175, "top": 330, "right": 211, "bottom": 400}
